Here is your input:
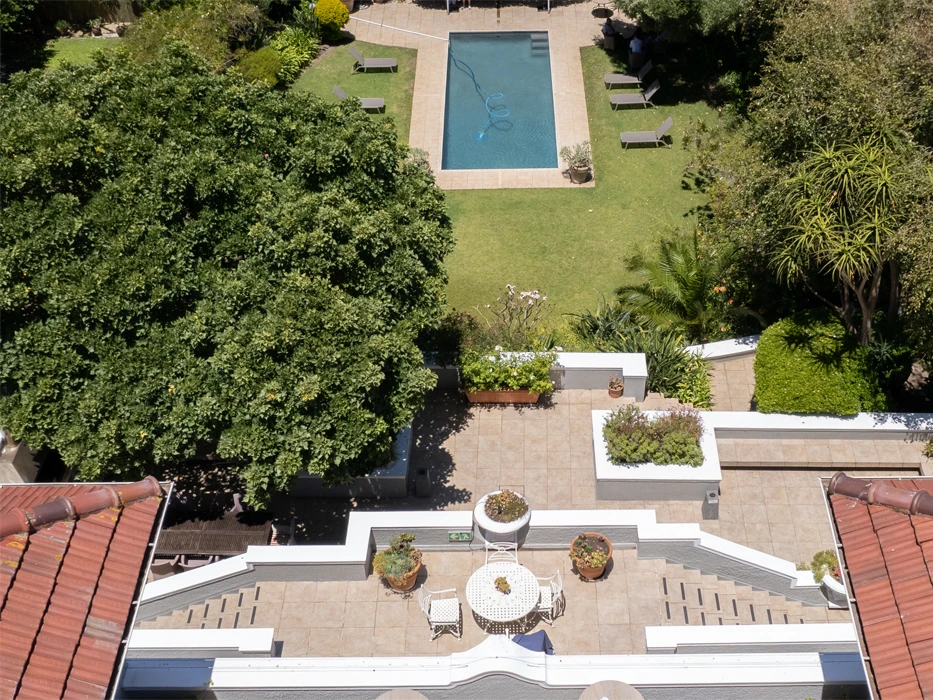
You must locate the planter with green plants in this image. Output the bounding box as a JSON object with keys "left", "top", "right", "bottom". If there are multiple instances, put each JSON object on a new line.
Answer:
{"left": 569, "top": 532, "right": 612, "bottom": 580}
{"left": 460, "top": 349, "right": 555, "bottom": 404}
{"left": 798, "top": 549, "right": 847, "bottom": 607}
{"left": 608, "top": 376, "right": 624, "bottom": 398}
{"left": 373, "top": 533, "right": 422, "bottom": 591}
{"left": 473, "top": 489, "right": 531, "bottom": 542}
{"left": 88, "top": 18, "right": 102, "bottom": 36}
{"left": 560, "top": 141, "right": 592, "bottom": 184}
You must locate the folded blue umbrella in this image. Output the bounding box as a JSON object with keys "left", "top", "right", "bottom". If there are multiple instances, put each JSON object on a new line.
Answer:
{"left": 512, "top": 630, "right": 555, "bottom": 655}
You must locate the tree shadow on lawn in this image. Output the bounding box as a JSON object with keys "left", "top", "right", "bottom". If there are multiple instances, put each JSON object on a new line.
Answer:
{"left": 1, "top": 32, "right": 53, "bottom": 75}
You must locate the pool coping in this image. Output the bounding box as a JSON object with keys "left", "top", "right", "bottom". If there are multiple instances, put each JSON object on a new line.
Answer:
{"left": 433, "top": 28, "right": 594, "bottom": 189}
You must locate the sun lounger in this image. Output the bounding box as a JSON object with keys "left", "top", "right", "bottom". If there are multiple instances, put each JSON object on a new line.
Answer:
{"left": 349, "top": 46, "right": 398, "bottom": 74}
{"left": 620, "top": 116, "right": 673, "bottom": 149}
{"left": 333, "top": 85, "right": 385, "bottom": 112}
{"left": 604, "top": 60, "right": 653, "bottom": 89}
{"left": 609, "top": 80, "right": 660, "bottom": 109}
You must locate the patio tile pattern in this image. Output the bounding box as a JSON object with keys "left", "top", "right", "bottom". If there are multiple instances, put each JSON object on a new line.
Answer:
{"left": 138, "top": 548, "right": 850, "bottom": 656}
{"left": 710, "top": 356, "right": 755, "bottom": 411}
{"left": 347, "top": 2, "right": 610, "bottom": 188}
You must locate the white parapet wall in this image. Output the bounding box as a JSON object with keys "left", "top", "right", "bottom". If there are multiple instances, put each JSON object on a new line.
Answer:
{"left": 139, "top": 507, "right": 826, "bottom": 621}
{"left": 593, "top": 410, "right": 722, "bottom": 501}
{"left": 685, "top": 335, "right": 760, "bottom": 361}
{"left": 119, "top": 635, "right": 867, "bottom": 700}
{"left": 707, "top": 410, "right": 933, "bottom": 441}
{"left": 426, "top": 351, "right": 649, "bottom": 401}
{"left": 127, "top": 628, "right": 276, "bottom": 658}
{"left": 645, "top": 623, "right": 858, "bottom": 655}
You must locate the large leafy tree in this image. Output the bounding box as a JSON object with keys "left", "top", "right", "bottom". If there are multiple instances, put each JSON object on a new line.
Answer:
{"left": 0, "top": 44, "right": 453, "bottom": 504}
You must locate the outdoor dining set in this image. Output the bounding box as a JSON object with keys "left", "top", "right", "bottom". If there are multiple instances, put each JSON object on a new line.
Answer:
{"left": 417, "top": 542, "right": 564, "bottom": 640}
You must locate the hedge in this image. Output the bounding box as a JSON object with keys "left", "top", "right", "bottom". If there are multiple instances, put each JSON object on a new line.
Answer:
{"left": 754, "top": 314, "right": 887, "bottom": 415}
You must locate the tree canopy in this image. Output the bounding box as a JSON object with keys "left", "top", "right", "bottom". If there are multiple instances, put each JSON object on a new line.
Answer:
{"left": 0, "top": 43, "right": 453, "bottom": 504}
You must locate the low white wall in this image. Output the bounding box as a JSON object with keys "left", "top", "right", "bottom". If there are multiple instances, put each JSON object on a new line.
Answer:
{"left": 139, "top": 508, "right": 825, "bottom": 620}
{"left": 593, "top": 410, "right": 722, "bottom": 501}
{"left": 119, "top": 636, "right": 866, "bottom": 699}
{"left": 127, "top": 628, "right": 275, "bottom": 658}
{"left": 426, "top": 352, "right": 649, "bottom": 401}
{"left": 707, "top": 411, "right": 933, "bottom": 441}
{"left": 645, "top": 623, "right": 858, "bottom": 655}
{"left": 685, "top": 336, "right": 759, "bottom": 361}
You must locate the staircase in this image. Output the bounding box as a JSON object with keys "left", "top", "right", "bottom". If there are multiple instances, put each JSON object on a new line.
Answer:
{"left": 529, "top": 32, "right": 549, "bottom": 57}
{"left": 138, "top": 583, "right": 268, "bottom": 630}
{"left": 659, "top": 564, "right": 849, "bottom": 625}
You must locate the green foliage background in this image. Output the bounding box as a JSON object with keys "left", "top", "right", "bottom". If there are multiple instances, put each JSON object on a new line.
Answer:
{"left": 754, "top": 314, "right": 888, "bottom": 415}
{"left": 0, "top": 44, "right": 453, "bottom": 504}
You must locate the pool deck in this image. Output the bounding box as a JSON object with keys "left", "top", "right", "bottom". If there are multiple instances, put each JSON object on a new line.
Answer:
{"left": 349, "top": 2, "right": 610, "bottom": 189}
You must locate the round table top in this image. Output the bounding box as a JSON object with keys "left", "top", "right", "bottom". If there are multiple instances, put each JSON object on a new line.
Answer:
{"left": 466, "top": 562, "right": 539, "bottom": 623}
{"left": 578, "top": 680, "right": 645, "bottom": 700}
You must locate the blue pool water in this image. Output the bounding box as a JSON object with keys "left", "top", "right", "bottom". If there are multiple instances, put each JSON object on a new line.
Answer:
{"left": 442, "top": 32, "right": 558, "bottom": 170}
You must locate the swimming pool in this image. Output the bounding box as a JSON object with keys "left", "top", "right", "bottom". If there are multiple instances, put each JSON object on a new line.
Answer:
{"left": 442, "top": 32, "right": 558, "bottom": 170}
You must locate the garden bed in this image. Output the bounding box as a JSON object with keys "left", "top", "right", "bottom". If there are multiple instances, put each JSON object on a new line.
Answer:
{"left": 592, "top": 410, "right": 721, "bottom": 501}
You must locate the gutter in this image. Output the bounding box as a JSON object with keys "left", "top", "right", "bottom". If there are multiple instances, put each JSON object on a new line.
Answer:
{"left": 109, "top": 480, "right": 175, "bottom": 700}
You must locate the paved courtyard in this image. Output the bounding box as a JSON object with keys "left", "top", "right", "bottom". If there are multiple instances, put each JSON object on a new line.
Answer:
{"left": 284, "top": 389, "right": 922, "bottom": 567}
{"left": 137, "top": 549, "right": 851, "bottom": 657}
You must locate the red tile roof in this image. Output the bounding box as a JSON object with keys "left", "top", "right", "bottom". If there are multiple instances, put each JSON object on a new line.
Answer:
{"left": 0, "top": 478, "right": 166, "bottom": 700}
{"left": 828, "top": 474, "right": 933, "bottom": 700}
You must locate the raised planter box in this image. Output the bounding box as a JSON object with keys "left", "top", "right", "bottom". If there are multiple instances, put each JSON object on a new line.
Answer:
{"left": 593, "top": 410, "right": 722, "bottom": 501}
{"left": 464, "top": 390, "right": 541, "bottom": 405}
{"left": 821, "top": 573, "right": 849, "bottom": 609}
{"left": 473, "top": 491, "right": 532, "bottom": 543}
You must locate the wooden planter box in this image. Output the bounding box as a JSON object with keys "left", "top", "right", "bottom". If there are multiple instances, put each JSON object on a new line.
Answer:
{"left": 464, "top": 390, "right": 541, "bottom": 405}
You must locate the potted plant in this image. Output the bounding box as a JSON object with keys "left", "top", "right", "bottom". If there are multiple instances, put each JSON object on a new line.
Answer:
{"left": 608, "top": 376, "right": 624, "bottom": 398}
{"left": 459, "top": 349, "right": 555, "bottom": 404}
{"left": 559, "top": 141, "right": 592, "bottom": 184}
{"left": 116, "top": 23, "right": 128, "bottom": 37}
{"left": 484, "top": 489, "right": 529, "bottom": 522}
{"left": 55, "top": 19, "right": 70, "bottom": 36}
{"left": 473, "top": 490, "right": 532, "bottom": 542}
{"left": 570, "top": 532, "right": 612, "bottom": 580}
{"left": 373, "top": 533, "right": 422, "bottom": 591}
{"left": 88, "top": 18, "right": 102, "bottom": 36}
{"left": 494, "top": 576, "right": 511, "bottom": 594}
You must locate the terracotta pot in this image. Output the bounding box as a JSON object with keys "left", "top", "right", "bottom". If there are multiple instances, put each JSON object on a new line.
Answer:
{"left": 464, "top": 389, "right": 541, "bottom": 405}
{"left": 340, "top": 0, "right": 355, "bottom": 12}
{"left": 385, "top": 557, "right": 422, "bottom": 591}
{"left": 91, "top": 26, "right": 102, "bottom": 36}
{"left": 570, "top": 532, "right": 613, "bottom": 580}
{"left": 569, "top": 165, "right": 590, "bottom": 184}
{"left": 608, "top": 386, "right": 623, "bottom": 398}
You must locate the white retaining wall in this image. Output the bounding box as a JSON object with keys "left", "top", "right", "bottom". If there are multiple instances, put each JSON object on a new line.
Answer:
{"left": 127, "top": 628, "right": 275, "bottom": 658}
{"left": 685, "top": 336, "right": 760, "bottom": 361}
{"left": 645, "top": 623, "right": 858, "bottom": 655}
{"left": 138, "top": 509, "right": 825, "bottom": 620}
{"left": 119, "top": 635, "right": 867, "bottom": 700}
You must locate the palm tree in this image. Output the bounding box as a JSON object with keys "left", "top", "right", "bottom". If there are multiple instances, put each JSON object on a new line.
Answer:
{"left": 616, "top": 233, "right": 746, "bottom": 343}
{"left": 772, "top": 135, "right": 908, "bottom": 346}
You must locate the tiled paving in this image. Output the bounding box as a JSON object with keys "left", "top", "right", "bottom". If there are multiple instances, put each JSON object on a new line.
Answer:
{"left": 347, "top": 2, "right": 609, "bottom": 188}
{"left": 283, "top": 389, "right": 921, "bottom": 564}
{"left": 138, "top": 549, "right": 850, "bottom": 656}
{"left": 710, "top": 356, "right": 755, "bottom": 411}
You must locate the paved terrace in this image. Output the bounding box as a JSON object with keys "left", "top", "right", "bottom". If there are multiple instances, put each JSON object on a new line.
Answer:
{"left": 137, "top": 549, "right": 852, "bottom": 656}
{"left": 285, "top": 389, "right": 924, "bottom": 567}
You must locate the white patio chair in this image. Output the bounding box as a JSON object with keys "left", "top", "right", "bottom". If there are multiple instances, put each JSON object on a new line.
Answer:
{"left": 536, "top": 571, "right": 563, "bottom": 625}
{"left": 485, "top": 541, "right": 519, "bottom": 565}
{"left": 417, "top": 588, "right": 461, "bottom": 640}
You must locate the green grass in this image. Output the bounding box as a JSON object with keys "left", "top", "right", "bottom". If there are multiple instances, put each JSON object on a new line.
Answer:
{"left": 443, "top": 46, "right": 717, "bottom": 317}
{"left": 291, "top": 41, "right": 418, "bottom": 145}
{"left": 46, "top": 37, "right": 120, "bottom": 70}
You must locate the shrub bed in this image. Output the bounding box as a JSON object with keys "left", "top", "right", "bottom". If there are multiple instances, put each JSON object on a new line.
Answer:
{"left": 602, "top": 406, "right": 703, "bottom": 466}
{"left": 459, "top": 350, "right": 555, "bottom": 394}
{"left": 754, "top": 314, "right": 887, "bottom": 415}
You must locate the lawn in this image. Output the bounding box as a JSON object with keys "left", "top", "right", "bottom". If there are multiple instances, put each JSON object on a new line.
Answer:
{"left": 46, "top": 37, "right": 120, "bottom": 69}
{"left": 291, "top": 41, "right": 418, "bottom": 145}
{"left": 443, "top": 46, "right": 717, "bottom": 317}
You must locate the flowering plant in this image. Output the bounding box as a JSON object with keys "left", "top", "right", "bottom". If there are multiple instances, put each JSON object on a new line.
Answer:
{"left": 459, "top": 349, "right": 555, "bottom": 394}
{"left": 473, "top": 284, "right": 553, "bottom": 351}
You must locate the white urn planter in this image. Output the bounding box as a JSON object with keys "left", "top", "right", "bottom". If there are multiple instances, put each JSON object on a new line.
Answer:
{"left": 473, "top": 491, "right": 532, "bottom": 543}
